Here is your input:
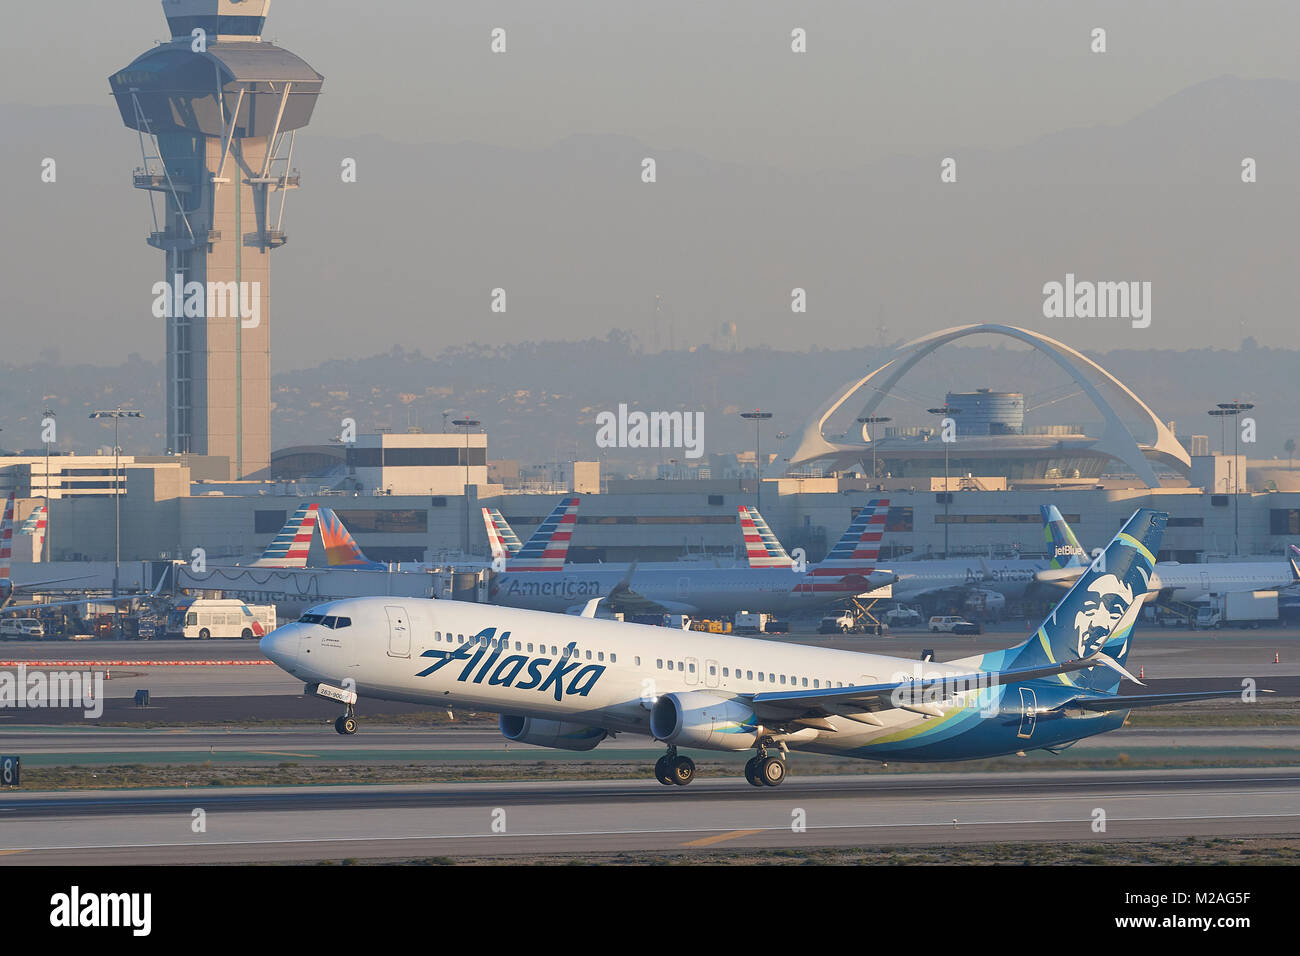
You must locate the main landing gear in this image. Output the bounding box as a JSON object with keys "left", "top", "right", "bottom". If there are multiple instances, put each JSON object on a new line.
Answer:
{"left": 654, "top": 745, "right": 696, "bottom": 786}
{"left": 334, "top": 701, "right": 358, "bottom": 736}
{"left": 743, "top": 741, "right": 786, "bottom": 787}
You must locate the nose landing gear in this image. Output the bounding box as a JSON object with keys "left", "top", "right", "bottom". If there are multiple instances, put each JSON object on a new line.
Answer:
{"left": 654, "top": 746, "right": 696, "bottom": 786}
{"left": 334, "top": 703, "right": 358, "bottom": 736}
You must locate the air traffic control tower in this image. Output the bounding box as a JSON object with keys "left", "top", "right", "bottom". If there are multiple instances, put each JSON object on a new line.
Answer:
{"left": 110, "top": 1, "right": 323, "bottom": 478}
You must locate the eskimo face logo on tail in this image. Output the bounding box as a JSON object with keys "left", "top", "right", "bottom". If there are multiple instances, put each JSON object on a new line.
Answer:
{"left": 1072, "top": 572, "right": 1141, "bottom": 657}
{"left": 415, "top": 627, "right": 605, "bottom": 702}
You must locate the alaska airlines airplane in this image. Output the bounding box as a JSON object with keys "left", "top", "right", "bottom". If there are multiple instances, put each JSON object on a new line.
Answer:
{"left": 1036, "top": 512, "right": 1300, "bottom": 603}
{"left": 487, "top": 500, "right": 897, "bottom": 616}
{"left": 263, "top": 509, "right": 1251, "bottom": 787}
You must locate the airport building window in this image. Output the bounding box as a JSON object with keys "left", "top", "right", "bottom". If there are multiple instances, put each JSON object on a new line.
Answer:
{"left": 1270, "top": 509, "right": 1300, "bottom": 535}
{"left": 332, "top": 509, "right": 429, "bottom": 534}
{"left": 255, "top": 509, "right": 288, "bottom": 534}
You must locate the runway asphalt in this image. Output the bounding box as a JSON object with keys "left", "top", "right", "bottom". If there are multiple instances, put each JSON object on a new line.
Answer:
{"left": 1, "top": 767, "right": 1296, "bottom": 864}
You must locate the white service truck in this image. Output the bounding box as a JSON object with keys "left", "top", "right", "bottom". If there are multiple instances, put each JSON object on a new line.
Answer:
{"left": 734, "top": 611, "right": 775, "bottom": 635}
{"left": 1194, "top": 591, "right": 1278, "bottom": 630}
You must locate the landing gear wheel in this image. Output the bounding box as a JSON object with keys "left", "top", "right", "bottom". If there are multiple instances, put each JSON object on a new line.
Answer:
{"left": 743, "top": 757, "right": 764, "bottom": 787}
{"left": 654, "top": 755, "right": 674, "bottom": 785}
{"left": 670, "top": 755, "right": 696, "bottom": 786}
{"left": 335, "top": 715, "right": 358, "bottom": 735}
{"left": 759, "top": 756, "right": 786, "bottom": 787}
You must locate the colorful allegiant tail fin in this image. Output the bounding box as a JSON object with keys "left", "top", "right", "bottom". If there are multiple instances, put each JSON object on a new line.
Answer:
{"left": 810, "top": 499, "right": 889, "bottom": 577}
{"left": 508, "top": 497, "right": 580, "bottom": 571}
{"left": 987, "top": 508, "right": 1166, "bottom": 693}
{"left": 1041, "top": 504, "right": 1088, "bottom": 569}
{"left": 319, "top": 507, "right": 386, "bottom": 569}
{"left": 0, "top": 493, "right": 14, "bottom": 580}
{"left": 482, "top": 507, "right": 524, "bottom": 563}
{"left": 250, "top": 503, "right": 320, "bottom": 568}
{"left": 19, "top": 504, "right": 47, "bottom": 559}
{"left": 738, "top": 506, "right": 794, "bottom": 569}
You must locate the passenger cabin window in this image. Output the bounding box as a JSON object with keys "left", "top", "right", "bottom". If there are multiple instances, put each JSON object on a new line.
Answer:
{"left": 758, "top": 673, "right": 765, "bottom": 682}
{"left": 656, "top": 659, "right": 663, "bottom": 669}
{"left": 667, "top": 661, "right": 675, "bottom": 671}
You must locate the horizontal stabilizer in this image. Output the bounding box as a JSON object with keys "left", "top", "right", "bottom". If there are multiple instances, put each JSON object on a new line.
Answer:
{"left": 1069, "top": 689, "right": 1272, "bottom": 711}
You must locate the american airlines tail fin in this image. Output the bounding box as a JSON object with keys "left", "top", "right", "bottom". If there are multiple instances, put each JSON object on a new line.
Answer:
{"left": 319, "top": 507, "right": 386, "bottom": 570}
{"left": 738, "top": 506, "right": 794, "bottom": 569}
{"left": 250, "top": 503, "right": 320, "bottom": 568}
{"left": 990, "top": 509, "right": 1166, "bottom": 693}
{"left": 809, "top": 499, "right": 889, "bottom": 577}
{"left": 483, "top": 507, "right": 524, "bottom": 563}
{"left": 509, "top": 497, "right": 580, "bottom": 571}
{"left": 19, "top": 504, "right": 48, "bottom": 561}
{"left": 0, "top": 493, "right": 14, "bottom": 580}
{"left": 1041, "top": 504, "right": 1088, "bottom": 569}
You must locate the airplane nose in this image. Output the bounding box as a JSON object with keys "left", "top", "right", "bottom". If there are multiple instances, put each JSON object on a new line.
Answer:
{"left": 260, "top": 625, "right": 298, "bottom": 668}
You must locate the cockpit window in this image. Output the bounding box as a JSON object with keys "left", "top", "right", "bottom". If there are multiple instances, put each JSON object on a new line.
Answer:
{"left": 299, "top": 613, "right": 325, "bottom": 624}
{"left": 332, "top": 617, "right": 351, "bottom": 629}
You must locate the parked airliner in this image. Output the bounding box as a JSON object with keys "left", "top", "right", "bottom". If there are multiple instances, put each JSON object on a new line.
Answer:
{"left": 262, "top": 509, "right": 1257, "bottom": 787}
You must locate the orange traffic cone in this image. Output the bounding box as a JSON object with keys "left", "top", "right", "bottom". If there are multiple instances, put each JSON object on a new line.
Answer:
{"left": 1274, "top": 651, "right": 1281, "bottom": 664}
{"left": 1138, "top": 665, "right": 1144, "bottom": 680}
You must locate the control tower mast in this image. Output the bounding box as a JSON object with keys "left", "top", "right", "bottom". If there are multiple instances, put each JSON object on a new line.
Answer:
{"left": 110, "top": 1, "right": 323, "bottom": 477}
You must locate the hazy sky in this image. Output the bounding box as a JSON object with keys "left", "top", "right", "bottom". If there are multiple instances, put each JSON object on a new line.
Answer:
{"left": 3, "top": 1, "right": 1300, "bottom": 369}
{"left": 9, "top": 1, "right": 1300, "bottom": 169}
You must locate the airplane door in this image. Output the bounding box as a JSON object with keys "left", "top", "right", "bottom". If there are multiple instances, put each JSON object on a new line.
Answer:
{"left": 704, "top": 659, "right": 720, "bottom": 688}
{"left": 1200, "top": 571, "right": 1211, "bottom": 593}
{"left": 684, "top": 656, "right": 699, "bottom": 686}
{"left": 676, "top": 577, "right": 690, "bottom": 601}
{"left": 385, "top": 605, "right": 411, "bottom": 658}
{"left": 1017, "top": 687, "right": 1036, "bottom": 739}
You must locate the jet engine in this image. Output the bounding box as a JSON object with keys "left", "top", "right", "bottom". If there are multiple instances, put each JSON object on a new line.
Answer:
{"left": 498, "top": 714, "right": 607, "bottom": 751}
{"left": 650, "top": 691, "right": 761, "bottom": 750}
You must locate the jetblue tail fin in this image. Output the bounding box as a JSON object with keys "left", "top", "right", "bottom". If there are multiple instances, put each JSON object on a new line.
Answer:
{"left": 509, "top": 497, "right": 580, "bottom": 571}
{"left": 483, "top": 507, "right": 524, "bottom": 562}
{"left": 0, "top": 493, "right": 14, "bottom": 580}
{"left": 1041, "top": 505, "right": 1087, "bottom": 569}
{"left": 738, "top": 506, "right": 794, "bottom": 569}
{"left": 250, "top": 503, "right": 320, "bottom": 568}
{"left": 992, "top": 509, "right": 1166, "bottom": 692}
{"left": 319, "top": 507, "right": 386, "bottom": 569}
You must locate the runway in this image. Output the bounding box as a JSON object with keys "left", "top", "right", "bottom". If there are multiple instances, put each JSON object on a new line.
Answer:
{"left": 1, "top": 767, "right": 1296, "bottom": 864}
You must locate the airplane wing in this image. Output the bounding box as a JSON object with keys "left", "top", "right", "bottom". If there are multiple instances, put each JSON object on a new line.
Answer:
{"left": 1, "top": 592, "right": 149, "bottom": 613}
{"left": 747, "top": 653, "right": 1119, "bottom": 720}
{"left": 1067, "top": 688, "right": 1273, "bottom": 712}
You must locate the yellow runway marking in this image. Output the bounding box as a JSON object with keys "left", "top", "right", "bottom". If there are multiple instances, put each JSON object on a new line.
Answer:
{"left": 682, "top": 829, "right": 764, "bottom": 848}
{"left": 0, "top": 849, "right": 30, "bottom": 857}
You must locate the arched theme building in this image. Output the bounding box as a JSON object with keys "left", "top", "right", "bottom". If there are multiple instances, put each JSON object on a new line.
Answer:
{"left": 773, "top": 324, "right": 1191, "bottom": 488}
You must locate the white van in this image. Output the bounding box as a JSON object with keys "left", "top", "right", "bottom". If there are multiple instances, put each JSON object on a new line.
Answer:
{"left": 182, "top": 599, "right": 276, "bottom": 640}
{"left": 0, "top": 618, "right": 46, "bottom": 640}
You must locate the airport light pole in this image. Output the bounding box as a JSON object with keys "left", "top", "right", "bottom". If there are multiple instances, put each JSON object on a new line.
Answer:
{"left": 90, "top": 409, "right": 142, "bottom": 635}
{"left": 1208, "top": 402, "right": 1254, "bottom": 555}
{"left": 857, "top": 416, "right": 891, "bottom": 484}
{"left": 741, "top": 410, "right": 773, "bottom": 514}
{"left": 927, "top": 406, "right": 961, "bottom": 558}
{"left": 453, "top": 419, "right": 480, "bottom": 557}
{"left": 43, "top": 409, "right": 54, "bottom": 563}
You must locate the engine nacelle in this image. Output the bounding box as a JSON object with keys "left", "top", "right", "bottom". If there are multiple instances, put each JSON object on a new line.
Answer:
{"left": 650, "top": 691, "right": 760, "bottom": 751}
{"left": 498, "top": 714, "right": 607, "bottom": 752}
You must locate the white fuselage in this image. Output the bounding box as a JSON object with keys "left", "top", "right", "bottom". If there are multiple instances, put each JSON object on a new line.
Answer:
{"left": 1148, "top": 561, "right": 1296, "bottom": 603}
{"left": 262, "top": 596, "right": 984, "bottom": 760}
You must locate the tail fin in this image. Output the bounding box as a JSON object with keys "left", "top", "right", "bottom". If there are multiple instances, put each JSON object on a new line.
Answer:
{"left": 738, "top": 506, "right": 794, "bottom": 569}
{"left": 1041, "top": 505, "right": 1087, "bottom": 569}
{"left": 509, "top": 496, "right": 580, "bottom": 571}
{"left": 482, "top": 507, "right": 523, "bottom": 561}
{"left": 0, "top": 493, "right": 14, "bottom": 580}
{"left": 991, "top": 509, "right": 1166, "bottom": 692}
{"left": 19, "top": 505, "right": 48, "bottom": 560}
{"left": 810, "top": 499, "right": 889, "bottom": 577}
{"left": 319, "top": 507, "right": 386, "bottom": 569}
{"left": 250, "top": 503, "right": 320, "bottom": 568}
